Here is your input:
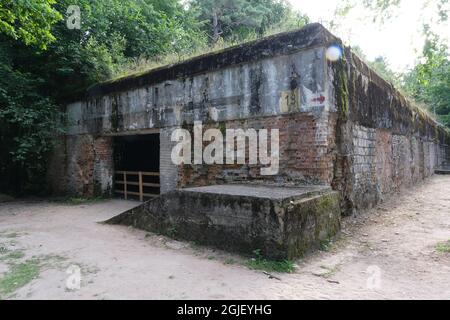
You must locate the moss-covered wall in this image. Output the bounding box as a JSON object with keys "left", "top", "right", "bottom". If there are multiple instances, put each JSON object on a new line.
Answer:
{"left": 330, "top": 45, "right": 450, "bottom": 214}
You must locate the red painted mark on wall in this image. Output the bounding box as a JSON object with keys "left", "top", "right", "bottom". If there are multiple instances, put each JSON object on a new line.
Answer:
{"left": 311, "top": 94, "right": 326, "bottom": 104}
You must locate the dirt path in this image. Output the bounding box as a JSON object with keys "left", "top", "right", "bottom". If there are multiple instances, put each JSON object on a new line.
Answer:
{"left": 0, "top": 176, "right": 449, "bottom": 300}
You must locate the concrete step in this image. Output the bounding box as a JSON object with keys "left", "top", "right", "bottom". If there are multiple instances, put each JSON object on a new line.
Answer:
{"left": 435, "top": 161, "right": 450, "bottom": 174}
{"left": 106, "top": 184, "right": 342, "bottom": 260}
{"left": 435, "top": 168, "right": 450, "bottom": 175}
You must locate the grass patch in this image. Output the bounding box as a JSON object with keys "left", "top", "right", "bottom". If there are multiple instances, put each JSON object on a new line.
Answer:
{"left": 109, "top": 23, "right": 311, "bottom": 82}
{"left": 319, "top": 238, "right": 334, "bottom": 252}
{"left": 0, "top": 253, "right": 67, "bottom": 299}
{"left": 318, "top": 265, "right": 340, "bottom": 278}
{"left": 246, "top": 250, "right": 295, "bottom": 274}
{"left": 436, "top": 240, "right": 450, "bottom": 253}
{"left": 0, "top": 250, "right": 25, "bottom": 262}
{"left": 166, "top": 227, "right": 178, "bottom": 238}
{"left": 224, "top": 258, "right": 236, "bottom": 265}
{"left": 0, "top": 232, "right": 19, "bottom": 239}
{"left": 0, "top": 246, "right": 8, "bottom": 254}
{"left": 0, "top": 259, "right": 40, "bottom": 299}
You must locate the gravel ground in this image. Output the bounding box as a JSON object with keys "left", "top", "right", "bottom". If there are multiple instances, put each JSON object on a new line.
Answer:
{"left": 0, "top": 175, "right": 449, "bottom": 300}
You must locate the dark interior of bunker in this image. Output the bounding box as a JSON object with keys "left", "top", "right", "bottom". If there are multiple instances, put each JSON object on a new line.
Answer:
{"left": 113, "top": 134, "right": 160, "bottom": 199}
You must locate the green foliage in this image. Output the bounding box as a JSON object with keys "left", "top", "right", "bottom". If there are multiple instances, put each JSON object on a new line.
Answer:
{"left": 43, "top": 0, "right": 206, "bottom": 97}
{"left": 370, "top": 57, "right": 402, "bottom": 86}
{"left": 188, "top": 0, "right": 308, "bottom": 44}
{"left": 224, "top": 258, "right": 236, "bottom": 265}
{"left": 363, "top": 0, "right": 401, "bottom": 10}
{"left": 352, "top": 46, "right": 402, "bottom": 88}
{"left": 167, "top": 226, "right": 178, "bottom": 238}
{"left": 436, "top": 240, "right": 450, "bottom": 253}
{"left": 59, "top": 0, "right": 204, "bottom": 59}
{"left": 0, "top": 0, "right": 206, "bottom": 194}
{"left": 0, "top": 259, "right": 41, "bottom": 298}
{"left": 0, "top": 43, "right": 64, "bottom": 194}
{"left": 342, "top": 0, "right": 448, "bottom": 23}
{"left": 0, "top": 0, "right": 62, "bottom": 49}
{"left": 0, "top": 250, "right": 25, "bottom": 262}
{"left": 246, "top": 249, "right": 295, "bottom": 273}
{"left": 319, "top": 238, "right": 334, "bottom": 252}
{"left": 403, "top": 27, "right": 450, "bottom": 127}
{"left": 0, "top": 242, "right": 67, "bottom": 298}
{"left": 340, "top": 2, "right": 450, "bottom": 128}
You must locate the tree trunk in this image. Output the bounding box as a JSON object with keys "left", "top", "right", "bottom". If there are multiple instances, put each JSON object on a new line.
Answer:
{"left": 212, "top": 11, "right": 220, "bottom": 44}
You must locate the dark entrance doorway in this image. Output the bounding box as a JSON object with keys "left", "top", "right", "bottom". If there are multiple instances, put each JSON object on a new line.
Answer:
{"left": 113, "top": 133, "right": 160, "bottom": 201}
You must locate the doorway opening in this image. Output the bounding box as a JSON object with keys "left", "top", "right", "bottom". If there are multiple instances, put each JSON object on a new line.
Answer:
{"left": 113, "top": 133, "right": 160, "bottom": 201}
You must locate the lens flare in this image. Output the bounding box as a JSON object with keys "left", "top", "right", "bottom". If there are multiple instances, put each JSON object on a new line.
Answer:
{"left": 326, "top": 45, "right": 343, "bottom": 62}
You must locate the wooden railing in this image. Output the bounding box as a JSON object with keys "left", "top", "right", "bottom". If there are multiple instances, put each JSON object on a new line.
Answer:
{"left": 115, "top": 171, "right": 160, "bottom": 201}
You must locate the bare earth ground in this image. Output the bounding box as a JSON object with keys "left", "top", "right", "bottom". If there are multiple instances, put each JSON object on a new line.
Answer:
{"left": 0, "top": 176, "right": 449, "bottom": 300}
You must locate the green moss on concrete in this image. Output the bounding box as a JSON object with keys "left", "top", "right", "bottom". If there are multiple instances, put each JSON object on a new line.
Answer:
{"left": 108, "top": 189, "right": 341, "bottom": 261}
{"left": 218, "top": 122, "right": 227, "bottom": 136}
{"left": 285, "top": 192, "right": 341, "bottom": 259}
{"left": 332, "top": 46, "right": 349, "bottom": 121}
{"left": 314, "top": 193, "right": 334, "bottom": 212}
{"left": 110, "top": 96, "right": 120, "bottom": 132}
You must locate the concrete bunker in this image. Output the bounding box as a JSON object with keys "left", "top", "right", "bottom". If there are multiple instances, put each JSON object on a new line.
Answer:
{"left": 51, "top": 23, "right": 450, "bottom": 259}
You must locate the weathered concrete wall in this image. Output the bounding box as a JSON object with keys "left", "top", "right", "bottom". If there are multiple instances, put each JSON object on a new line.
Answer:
{"left": 160, "top": 127, "right": 179, "bottom": 193}
{"left": 329, "top": 48, "right": 450, "bottom": 213}
{"left": 54, "top": 24, "right": 339, "bottom": 196}
{"left": 50, "top": 23, "right": 449, "bottom": 208}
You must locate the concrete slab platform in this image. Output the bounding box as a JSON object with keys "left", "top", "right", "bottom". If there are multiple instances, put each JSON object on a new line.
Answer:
{"left": 183, "top": 184, "right": 330, "bottom": 200}
{"left": 435, "top": 168, "right": 450, "bottom": 175}
{"left": 107, "top": 184, "right": 342, "bottom": 260}
{"left": 435, "top": 162, "right": 450, "bottom": 174}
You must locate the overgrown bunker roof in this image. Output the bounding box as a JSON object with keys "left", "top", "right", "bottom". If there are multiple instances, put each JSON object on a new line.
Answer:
{"left": 68, "top": 23, "right": 449, "bottom": 138}
{"left": 84, "top": 23, "right": 338, "bottom": 99}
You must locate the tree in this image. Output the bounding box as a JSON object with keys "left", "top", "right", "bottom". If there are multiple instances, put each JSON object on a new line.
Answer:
{"left": 0, "top": 0, "right": 205, "bottom": 194}
{"left": 369, "top": 56, "right": 401, "bottom": 87}
{"left": 343, "top": 0, "right": 448, "bottom": 23}
{"left": 0, "top": 0, "right": 311, "bottom": 195}
{"left": 188, "top": 0, "right": 306, "bottom": 44}
{"left": 41, "top": 0, "right": 205, "bottom": 92}
{"left": 351, "top": 46, "right": 401, "bottom": 87}
{"left": 0, "top": 0, "right": 62, "bottom": 49}
{"left": 403, "top": 28, "right": 450, "bottom": 126}
{"left": 335, "top": 0, "right": 450, "bottom": 128}
{"left": 0, "top": 42, "right": 63, "bottom": 193}
{"left": 358, "top": 0, "right": 450, "bottom": 127}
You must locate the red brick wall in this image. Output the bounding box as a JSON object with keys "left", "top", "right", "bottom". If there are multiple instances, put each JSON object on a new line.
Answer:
{"left": 49, "top": 135, "right": 113, "bottom": 197}
{"left": 179, "top": 112, "right": 337, "bottom": 188}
